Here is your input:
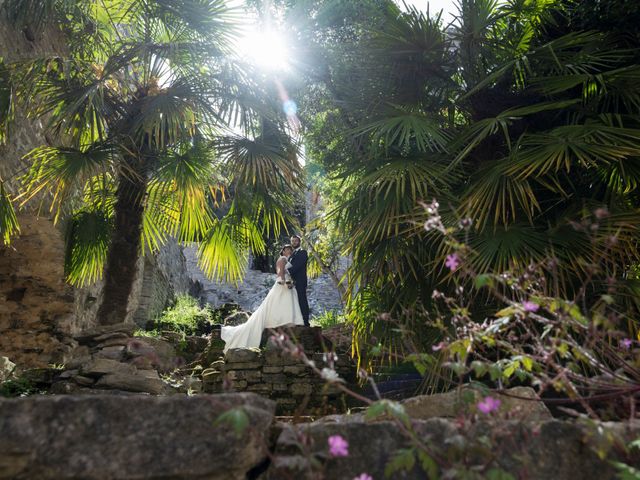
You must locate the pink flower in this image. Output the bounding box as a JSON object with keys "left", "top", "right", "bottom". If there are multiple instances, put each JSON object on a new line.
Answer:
{"left": 477, "top": 396, "right": 501, "bottom": 414}
{"left": 354, "top": 474, "right": 373, "bottom": 480}
{"left": 328, "top": 435, "right": 349, "bottom": 457}
{"left": 620, "top": 338, "right": 633, "bottom": 350}
{"left": 522, "top": 301, "right": 539, "bottom": 312}
{"left": 445, "top": 253, "right": 460, "bottom": 271}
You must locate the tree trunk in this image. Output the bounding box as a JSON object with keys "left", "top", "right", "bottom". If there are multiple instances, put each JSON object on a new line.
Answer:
{"left": 95, "top": 157, "right": 147, "bottom": 325}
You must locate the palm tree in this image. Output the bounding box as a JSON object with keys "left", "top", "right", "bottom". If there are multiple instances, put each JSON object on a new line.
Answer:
{"left": 6, "top": 0, "right": 303, "bottom": 325}
{"left": 294, "top": 0, "right": 640, "bottom": 352}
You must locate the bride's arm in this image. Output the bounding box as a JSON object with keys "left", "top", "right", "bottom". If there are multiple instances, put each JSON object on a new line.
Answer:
{"left": 276, "top": 257, "right": 286, "bottom": 284}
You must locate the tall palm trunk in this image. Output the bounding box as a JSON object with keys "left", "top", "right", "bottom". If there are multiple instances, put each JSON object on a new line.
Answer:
{"left": 95, "top": 155, "right": 148, "bottom": 325}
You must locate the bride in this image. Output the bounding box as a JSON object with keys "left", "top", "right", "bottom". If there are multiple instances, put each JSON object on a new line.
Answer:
{"left": 221, "top": 244, "right": 304, "bottom": 352}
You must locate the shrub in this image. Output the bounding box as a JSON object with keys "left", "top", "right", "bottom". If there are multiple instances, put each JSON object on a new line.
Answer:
{"left": 149, "top": 294, "right": 214, "bottom": 336}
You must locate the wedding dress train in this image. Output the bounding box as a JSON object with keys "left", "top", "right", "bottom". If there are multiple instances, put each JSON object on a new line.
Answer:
{"left": 221, "top": 256, "right": 304, "bottom": 352}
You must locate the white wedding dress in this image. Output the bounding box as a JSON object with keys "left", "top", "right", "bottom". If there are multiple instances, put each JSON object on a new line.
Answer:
{"left": 221, "top": 256, "right": 304, "bottom": 352}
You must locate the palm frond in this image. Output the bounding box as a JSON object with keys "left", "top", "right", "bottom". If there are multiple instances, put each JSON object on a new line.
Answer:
{"left": 460, "top": 159, "right": 541, "bottom": 227}
{"left": 507, "top": 125, "right": 640, "bottom": 178}
{"left": 354, "top": 106, "right": 451, "bottom": 153}
{"left": 196, "top": 217, "right": 249, "bottom": 283}
{"left": 0, "top": 180, "right": 20, "bottom": 245}
{"left": 216, "top": 134, "right": 304, "bottom": 191}
{"left": 20, "top": 143, "right": 116, "bottom": 221}
{"left": 64, "top": 207, "right": 111, "bottom": 286}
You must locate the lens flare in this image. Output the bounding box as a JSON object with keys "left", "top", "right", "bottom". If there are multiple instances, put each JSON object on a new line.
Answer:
{"left": 238, "top": 29, "right": 290, "bottom": 71}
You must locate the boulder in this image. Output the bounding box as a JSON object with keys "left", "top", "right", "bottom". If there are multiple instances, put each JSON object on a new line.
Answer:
{"left": 0, "top": 394, "right": 275, "bottom": 479}
{"left": 267, "top": 417, "right": 640, "bottom": 480}
{"left": 402, "top": 386, "right": 552, "bottom": 421}
{"left": 124, "top": 337, "right": 178, "bottom": 370}
{"left": 95, "top": 372, "right": 165, "bottom": 395}
{"left": 75, "top": 323, "right": 136, "bottom": 345}
{"left": 0, "top": 357, "right": 16, "bottom": 383}
{"left": 224, "top": 311, "right": 250, "bottom": 326}
{"left": 225, "top": 348, "right": 262, "bottom": 364}
{"left": 261, "top": 325, "right": 329, "bottom": 353}
{"left": 80, "top": 358, "right": 136, "bottom": 377}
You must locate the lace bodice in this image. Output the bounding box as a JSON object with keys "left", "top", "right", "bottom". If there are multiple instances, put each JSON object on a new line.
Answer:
{"left": 276, "top": 255, "right": 291, "bottom": 280}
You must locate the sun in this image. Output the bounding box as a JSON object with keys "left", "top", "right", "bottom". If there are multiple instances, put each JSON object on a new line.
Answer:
{"left": 236, "top": 28, "right": 291, "bottom": 72}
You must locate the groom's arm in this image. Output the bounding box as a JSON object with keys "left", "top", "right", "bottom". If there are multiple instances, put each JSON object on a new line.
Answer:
{"left": 287, "top": 250, "right": 307, "bottom": 276}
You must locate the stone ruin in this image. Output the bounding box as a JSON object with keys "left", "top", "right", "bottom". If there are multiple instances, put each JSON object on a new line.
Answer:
{"left": 4, "top": 323, "right": 358, "bottom": 416}
{"left": 201, "top": 326, "right": 356, "bottom": 414}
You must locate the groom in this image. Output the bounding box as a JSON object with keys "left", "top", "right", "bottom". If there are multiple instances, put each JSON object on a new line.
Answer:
{"left": 286, "top": 234, "right": 310, "bottom": 326}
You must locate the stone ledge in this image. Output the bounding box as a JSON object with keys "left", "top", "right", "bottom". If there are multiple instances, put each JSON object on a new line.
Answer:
{"left": 0, "top": 394, "right": 275, "bottom": 480}
{"left": 268, "top": 417, "right": 640, "bottom": 479}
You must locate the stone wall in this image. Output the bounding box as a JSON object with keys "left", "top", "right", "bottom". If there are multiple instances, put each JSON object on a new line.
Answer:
{"left": 201, "top": 327, "right": 356, "bottom": 414}
{"left": 0, "top": 17, "right": 77, "bottom": 368}
{"left": 0, "top": 215, "right": 76, "bottom": 367}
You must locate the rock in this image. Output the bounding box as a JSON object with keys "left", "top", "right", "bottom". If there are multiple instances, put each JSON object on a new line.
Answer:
{"left": 261, "top": 325, "right": 328, "bottom": 353}
{"left": 267, "top": 418, "right": 640, "bottom": 480}
{"left": 224, "top": 311, "right": 250, "bottom": 326}
{"left": 224, "top": 361, "right": 263, "bottom": 369}
{"left": 230, "top": 380, "right": 248, "bottom": 390}
{"left": 0, "top": 357, "right": 16, "bottom": 383}
{"left": 94, "top": 345, "right": 125, "bottom": 360}
{"left": 263, "top": 366, "right": 283, "bottom": 373}
{"left": 75, "top": 323, "right": 136, "bottom": 345}
{"left": 225, "top": 348, "right": 262, "bottom": 364}
{"left": 57, "top": 369, "right": 79, "bottom": 379}
{"left": 93, "top": 332, "right": 130, "bottom": 343}
{"left": 401, "top": 386, "right": 552, "bottom": 421}
{"left": 200, "top": 332, "right": 226, "bottom": 366}
{"left": 184, "top": 335, "right": 209, "bottom": 356}
{"left": 290, "top": 383, "right": 313, "bottom": 396}
{"left": 0, "top": 394, "right": 275, "bottom": 479}
{"left": 215, "top": 302, "right": 244, "bottom": 319}
{"left": 95, "top": 337, "right": 131, "bottom": 349}
{"left": 247, "top": 383, "right": 272, "bottom": 393}
{"left": 262, "top": 373, "right": 288, "bottom": 384}
{"left": 81, "top": 358, "right": 136, "bottom": 377}
{"left": 20, "top": 368, "right": 60, "bottom": 385}
{"left": 124, "top": 337, "right": 178, "bottom": 372}
{"left": 49, "top": 380, "right": 82, "bottom": 395}
{"left": 283, "top": 365, "right": 308, "bottom": 375}
{"left": 95, "top": 372, "right": 165, "bottom": 394}
{"left": 321, "top": 323, "right": 352, "bottom": 354}
{"left": 72, "top": 375, "right": 95, "bottom": 386}
{"left": 228, "top": 370, "right": 262, "bottom": 383}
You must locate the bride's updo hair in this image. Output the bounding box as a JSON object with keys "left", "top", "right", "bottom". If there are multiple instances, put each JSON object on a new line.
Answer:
{"left": 280, "top": 244, "right": 293, "bottom": 256}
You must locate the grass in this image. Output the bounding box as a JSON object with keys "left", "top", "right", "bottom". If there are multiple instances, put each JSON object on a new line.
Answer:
{"left": 311, "top": 310, "right": 346, "bottom": 329}
{"left": 147, "top": 294, "right": 216, "bottom": 336}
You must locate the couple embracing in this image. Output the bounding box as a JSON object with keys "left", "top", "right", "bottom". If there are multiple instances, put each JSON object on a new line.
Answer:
{"left": 221, "top": 235, "right": 309, "bottom": 352}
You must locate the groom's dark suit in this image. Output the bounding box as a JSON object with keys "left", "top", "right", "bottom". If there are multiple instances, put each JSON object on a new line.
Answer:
{"left": 288, "top": 248, "right": 310, "bottom": 326}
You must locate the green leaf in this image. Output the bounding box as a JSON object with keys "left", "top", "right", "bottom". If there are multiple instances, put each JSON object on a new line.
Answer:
{"left": 485, "top": 468, "right": 516, "bottom": 480}
{"left": 385, "top": 448, "right": 416, "bottom": 478}
{"left": 474, "top": 274, "right": 493, "bottom": 289}
{"left": 213, "top": 408, "right": 249, "bottom": 437}
{"left": 365, "top": 401, "right": 387, "bottom": 420}
{"left": 521, "top": 356, "right": 534, "bottom": 372}
{"left": 417, "top": 450, "right": 440, "bottom": 480}
{"left": 503, "top": 360, "right": 520, "bottom": 379}
{"left": 471, "top": 360, "right": 488, "bottom": 377}
{"left": 612, "top": 461, "right": 640, "bottom": 480}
